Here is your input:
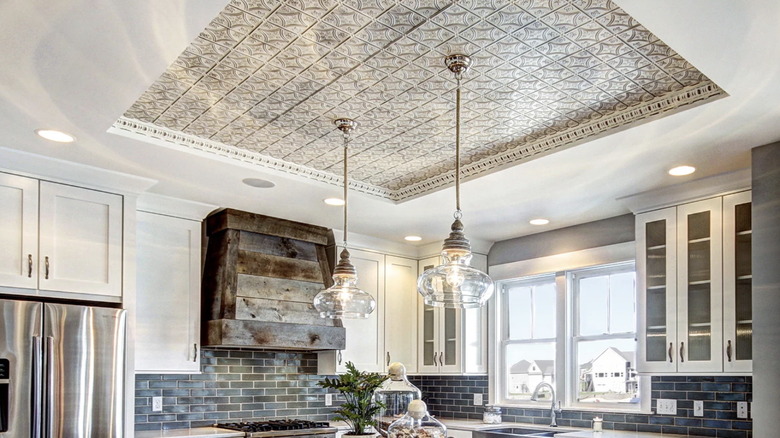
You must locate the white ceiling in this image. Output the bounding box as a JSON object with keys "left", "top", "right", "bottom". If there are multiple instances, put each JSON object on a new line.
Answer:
{"left": 0, "top": 0, "right": 777, "bottom": 252}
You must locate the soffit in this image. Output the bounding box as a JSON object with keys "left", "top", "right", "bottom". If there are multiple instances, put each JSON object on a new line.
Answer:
{"left": 114, "top": 0, "right": 725, "bottom": 201}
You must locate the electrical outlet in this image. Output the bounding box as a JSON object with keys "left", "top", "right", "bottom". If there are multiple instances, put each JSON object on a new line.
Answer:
{"left": 325, "top": 394, "right": 333, "bottom": 406}
{"left": 473, "top": 393, "right": 483, "bottom": 406}
{"left": 737, "top": 401, "right": 748, "bottom": 419}
{"left": 152, "top": 396, "right": 163, "bottom": 412}
{"left": 656, "top": 398, "right": 677, "bottom": 415}
{"left": 693, "top": 400, "right": 704, "bottom": 417}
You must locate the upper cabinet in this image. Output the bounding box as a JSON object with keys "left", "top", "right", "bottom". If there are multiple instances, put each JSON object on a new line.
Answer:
{"left": 135, "top": 211, "right": 202, "bottom": 373}
{"left": 318, "top": 250, "right": 419, "bottom": 374}
{"left": 637, "top": 192, "right": 751, "bottom": 373}
{"left": 0, "top": 172, "right": 124, "bottom": 301}
{"left": 417, "top": 254, "right": 488, "bottom": 375}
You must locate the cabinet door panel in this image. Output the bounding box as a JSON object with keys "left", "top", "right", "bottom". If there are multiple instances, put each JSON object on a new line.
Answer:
{"left": 38, "top": 182, "right": 123, "bottom": 297}
{"left": 340, "top": 249, "right": 384, "bottom": 372}
{"left": 417, "top": 257, "right": 440, "bottom": 374}
{"left": 135, "top": 212, "right": 201, "bottom": 373}
{"left": 723, "top": 191, "right": 752, "bottom": 372}
{"left": 384, "top": 255, "right": 418, "bottom": 373}
{"left": 677, "top": 198, "right": 723, "bottom": 373}
{"left": 636, "top": 208, "right": 678, "bottom": 373}
{"left": 0, "top": 173, "right": 38, "bottom": 289}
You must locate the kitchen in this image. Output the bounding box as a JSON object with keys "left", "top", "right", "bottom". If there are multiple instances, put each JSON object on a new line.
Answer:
{"left": 1, "top": 1, "right": 778, "bottom": 438}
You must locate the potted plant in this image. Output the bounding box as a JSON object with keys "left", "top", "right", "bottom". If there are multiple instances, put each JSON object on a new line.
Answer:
{"left": 318, "top": 361, "right": 389, "bottom": 437}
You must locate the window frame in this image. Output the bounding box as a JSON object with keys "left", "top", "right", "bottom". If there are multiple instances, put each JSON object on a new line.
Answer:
{"left": 489, "top": 243, "right": 650, "bottom": 413}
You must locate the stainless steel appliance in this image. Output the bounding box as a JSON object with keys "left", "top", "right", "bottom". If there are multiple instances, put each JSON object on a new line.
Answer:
{"left": 215, "top": 420, "right": 337, "bottom": 438}
{"left": 0, "top": 298, "right": 126, "bottom": 438}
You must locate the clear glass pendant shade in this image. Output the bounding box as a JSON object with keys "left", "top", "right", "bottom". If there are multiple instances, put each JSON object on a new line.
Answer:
{"left": 314, "top": 248, "right": 376, "bottom": 319}
{"left": 417, "top": 235, "right": 494, "bottom": 308}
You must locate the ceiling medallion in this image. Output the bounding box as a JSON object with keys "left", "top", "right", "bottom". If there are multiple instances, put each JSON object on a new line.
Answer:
{"left": 113, "top": 1, "right": 726, "bottom": 202}
{"left": 417, "top": 55, "right": 494, "bottom": 309}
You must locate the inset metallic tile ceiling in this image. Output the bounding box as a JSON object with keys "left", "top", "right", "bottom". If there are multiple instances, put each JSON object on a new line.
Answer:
{"left": 115, "top": 0, "right": 725, "bottom": 201}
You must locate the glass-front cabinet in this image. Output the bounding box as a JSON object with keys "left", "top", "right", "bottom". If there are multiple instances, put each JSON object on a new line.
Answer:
{"left": 676, "top": 198, "right": 723, "bottom": 373}
{"left": 636, "top": 208, "right": 678, "bottom": 373}
{"left": 723, "top": 191, "right": 752, "bottom": 372}
{"left": 418, "top": 256, "right": 461, "bottom": 374}
{"left": 636, "top": 192, "right": 750, "bottom": 374}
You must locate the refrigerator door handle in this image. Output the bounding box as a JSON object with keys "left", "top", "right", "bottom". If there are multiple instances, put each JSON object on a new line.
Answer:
{"left": 45, "top": 336, "right": 54, "bottom": 438}
{"left": 32, "top": 336, "right": 43, "bottom": 438}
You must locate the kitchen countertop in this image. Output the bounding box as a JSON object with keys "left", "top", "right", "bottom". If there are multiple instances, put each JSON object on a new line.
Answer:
{"left": 439, "top": 418, "right": 690, "bottom": 437}
{"left": 135, "top": 427, "right": 244, "bottom": 438}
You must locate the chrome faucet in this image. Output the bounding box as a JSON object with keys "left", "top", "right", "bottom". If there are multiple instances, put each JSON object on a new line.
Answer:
{"left": 530, "top": 382, "right": 562, "bottom": 427}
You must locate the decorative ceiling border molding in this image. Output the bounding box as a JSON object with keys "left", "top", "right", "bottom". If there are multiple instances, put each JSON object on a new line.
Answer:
{"left": 114, "top": 80, "right": 723, "bottom": 203}
{"left": 394, "top": 81, "right": 726, "bottom": 200}
{"left": 111, "top": 117, "right": 393, "bottom": 199}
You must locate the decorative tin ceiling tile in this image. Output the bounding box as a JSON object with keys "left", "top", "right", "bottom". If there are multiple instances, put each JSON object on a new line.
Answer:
{"left": 116, "top": 0, "right": 726, "bottom": 202}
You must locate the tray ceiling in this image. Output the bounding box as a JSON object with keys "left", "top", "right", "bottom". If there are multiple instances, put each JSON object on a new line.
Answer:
{"left": 114, "top": 0, "right": 725, "bottom": 202}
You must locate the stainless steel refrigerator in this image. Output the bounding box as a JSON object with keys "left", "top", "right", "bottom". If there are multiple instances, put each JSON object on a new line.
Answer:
{"left": 0, "top": 299, "right": 126, "bottom": 437}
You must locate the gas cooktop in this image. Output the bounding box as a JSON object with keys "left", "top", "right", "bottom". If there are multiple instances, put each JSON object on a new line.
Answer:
{"left": 215, "top": 420, "right": 337, "bottom": 437}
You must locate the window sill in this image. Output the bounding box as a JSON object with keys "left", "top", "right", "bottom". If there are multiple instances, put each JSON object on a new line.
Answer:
{"left": 491, "top": 402, "right": 651, "bottom": 415}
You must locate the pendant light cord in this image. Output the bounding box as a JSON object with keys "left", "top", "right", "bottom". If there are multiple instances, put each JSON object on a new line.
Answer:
{"left": 343, "top": 130, "right": 349, "bottom": 248}
{"left": 454, "top": 72, "right": 462, "bottom": 220}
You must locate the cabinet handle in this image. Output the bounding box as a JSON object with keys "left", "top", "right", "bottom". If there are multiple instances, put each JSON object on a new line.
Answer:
{"left": 337, "top": 351, "right": 342, "bottom": 365}
{"left": 44, "top": 256, "right": 49, "bottom": 279}
{"left": 726, "top": 340, "right": 733, "bottom": 362}
{"left": 679, "top": 342, "right": 685, "bottom": 363}
{"left": 668, "top": 343, "right": 673, "bottom": 362}
{"left": 193, "top": 344, "right": 198, "bottom": 362}
{"left": 436, "top": 352, "right": 442, "bottom": 367}
{"left": 386, "top": 352, "right": 390, "bottom": 366}
{"left": 28, "top": 254, "right": 33, "bottom": 277}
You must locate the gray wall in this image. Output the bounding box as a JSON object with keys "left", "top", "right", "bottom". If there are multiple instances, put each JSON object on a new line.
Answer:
{"left": 488, "top": 214, "right": 635, "bottom": 266}
{"left": 751, "top": 141, "right": 780, "bottom": 438}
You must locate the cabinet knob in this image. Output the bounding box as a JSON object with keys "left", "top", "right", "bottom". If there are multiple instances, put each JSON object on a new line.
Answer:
{"left": 28, "top": 254, "right": 33, "bottom": 278}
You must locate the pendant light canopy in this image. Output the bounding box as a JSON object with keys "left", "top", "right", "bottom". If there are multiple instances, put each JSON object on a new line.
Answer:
{"left": 314, "top": 119, "right": 376, "bottom": 319}
{"left": 417, "top": 55, "right": 495, "bottom": 309}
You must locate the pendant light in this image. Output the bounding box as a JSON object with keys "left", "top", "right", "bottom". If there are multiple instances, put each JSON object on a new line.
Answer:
{"left": 314, "top": 118, "right": 377, "bottom": 319}
{"left": 417, "top": 55, "right": 495, "bottom": 309}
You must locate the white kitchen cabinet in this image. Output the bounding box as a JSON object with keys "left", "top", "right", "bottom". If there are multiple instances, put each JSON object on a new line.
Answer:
{"left": 384, "top": 255, "right": 418, "bottom": 373}
{"left": 38, "top": 182, "right": 124, "bottom": 298}
{"left": 636, "top": 192, "right": 750, "bottom": 374}
{"left": 135, "top": 211, "right": 202, "bottom": 373}
{"left": 0, "top": 173, "right": 124, "bottom": 300}
{"left": 0, "top": 172, "right": 38, "bottom": 289}
{"left": 417, "top": 254, "right": 488, "bottom": 374}
{"left": 722, "top": 191, "right": 752, "bottom": 373}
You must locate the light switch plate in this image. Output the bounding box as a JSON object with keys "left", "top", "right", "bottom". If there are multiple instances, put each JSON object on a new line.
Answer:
{"left": 656, "top": 398, "right": 677, "bottom": 415}
{"left": 152, "top": 396, "right": 163, "bottom": 412}
{"left": 693, "top": 400, "right": 704, "bottom": 417}
{"left": 473, "top": 394, "right": 483, "bottom": 406}
{"left": 325, "top": 394, "right": 333, "bottom": 406}
{"left": 737, "top": 401, "right": 748, "bottom": 418}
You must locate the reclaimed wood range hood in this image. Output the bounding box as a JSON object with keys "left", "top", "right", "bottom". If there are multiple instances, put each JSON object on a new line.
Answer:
{"left": 201, "top": 208, "right": 346, "bottom": 350}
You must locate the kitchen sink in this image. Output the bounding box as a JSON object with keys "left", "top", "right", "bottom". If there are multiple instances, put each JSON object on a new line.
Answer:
{"left": 474, "top": 427, "right": 561, "bottom": 438}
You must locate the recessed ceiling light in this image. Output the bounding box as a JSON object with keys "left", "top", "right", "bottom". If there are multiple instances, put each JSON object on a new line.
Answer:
{"left": 529, "top": 218, "right": 550, "bottom": 226}
{"left": 35, "top": 129, "right": 75, "bottom": 143}
{"left": 242, "top": 178, "right": 275, "bottom": 188}
{"left": 324, "top": 198, "right": 345, "bottom": 206}
{"left": 404, "top": 235, "right": 422, "bottom": 242}
{"left": 668, "top": 165, "right": 696, "bottom": 176}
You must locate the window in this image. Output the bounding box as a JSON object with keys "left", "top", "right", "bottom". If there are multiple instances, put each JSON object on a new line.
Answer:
{"left": 492, "top": 259, "right": 646, "bottom": 411}
{"left": 572, "top": 264, "right": 638, "bottom": 406}
{"left": 501, "top": 275, "right": 556, "bottom": 401}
